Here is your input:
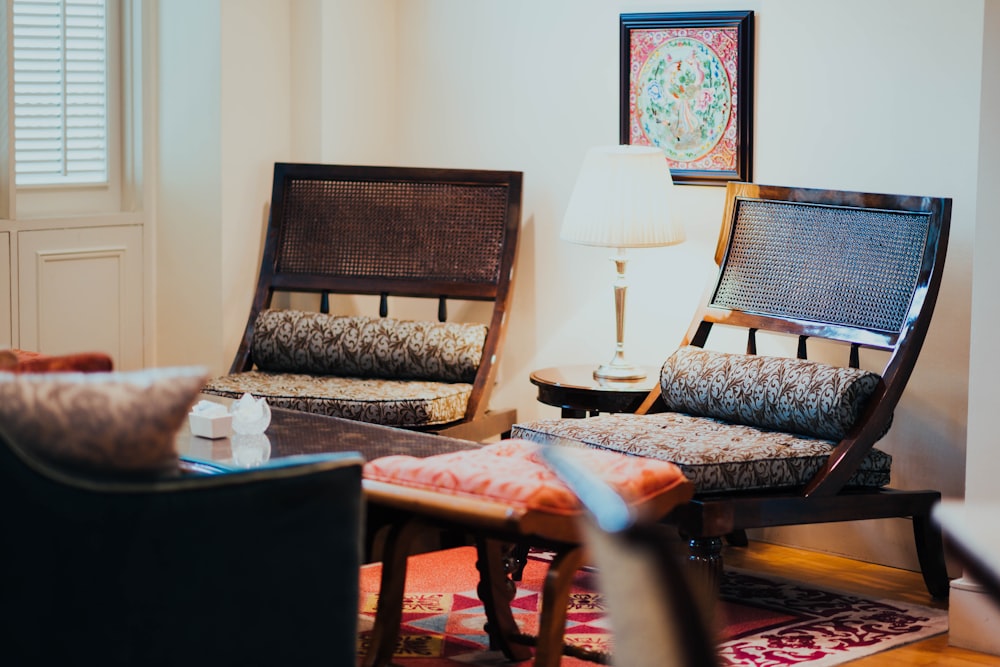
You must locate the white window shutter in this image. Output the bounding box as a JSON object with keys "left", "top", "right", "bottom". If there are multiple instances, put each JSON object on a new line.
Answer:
{"left": 13, "top": 0, "right": 108, "bottom": 186}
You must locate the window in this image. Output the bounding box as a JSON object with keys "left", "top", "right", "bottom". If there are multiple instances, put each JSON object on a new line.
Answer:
{"left": 6, "top": 0, "right": 126, "bottom": 218}
{"left": 13, "top": 0, "right": 109, "bottom": 187}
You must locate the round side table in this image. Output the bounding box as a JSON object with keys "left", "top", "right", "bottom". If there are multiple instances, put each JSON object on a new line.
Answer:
{"left": 529, "top": 365, "right": 658, "bottom": 418}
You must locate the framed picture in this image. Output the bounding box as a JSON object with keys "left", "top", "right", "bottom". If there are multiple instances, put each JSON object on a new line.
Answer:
{"left": 620, "top": 11, "right": 754, "bottom": 186}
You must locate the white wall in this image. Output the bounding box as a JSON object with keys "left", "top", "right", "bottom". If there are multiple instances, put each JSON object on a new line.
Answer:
{"left": 751, "top": 0, "right": 980, "bottom": 566}
{"left": 315, "top": 0, "right": 398, "bottom": 165}
{"left": 219, "top": 1, "right": 293, "bottom": 364}
{"left": 157, "top": 0, "right": 295, "bottom": 373}
{"left": 967, "top": 3, "right": 1000, "bottom": 543}
{"left": 950, "top": 0, "right": 1000, "bottom": 653}
{"left": 156, "top": 0, "right": 224, "bottom": 369}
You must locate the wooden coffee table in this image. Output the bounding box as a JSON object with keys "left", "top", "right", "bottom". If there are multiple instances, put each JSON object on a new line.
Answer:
{"left": 177, "top": 400, "right": 692, "bottom": 667}
{"left": 176, "top": 397, "right": 486, "bottom": 570}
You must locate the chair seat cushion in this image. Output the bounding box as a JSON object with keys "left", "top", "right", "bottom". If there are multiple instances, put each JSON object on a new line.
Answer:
{"left": 250, "top": 309, "right": 487, "bottom": 383}
{"left": 202, "top": 371, "right": 471, "bottom": 427}
{"left": 511, "top": 413, "right": 891, "bottom": 493}
{"left": 363, "top": 439, "right": 688, "bottom": 515}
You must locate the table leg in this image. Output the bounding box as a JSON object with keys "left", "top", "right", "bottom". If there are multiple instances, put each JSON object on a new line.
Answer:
{"left": 535, "top": 545, "right": 586, "bottom": 667}
{"left": 363, "top": 518, "right": 425, "bottom": 667}
{"left": 474, "top": 537, "right": 533, "bottom": 662}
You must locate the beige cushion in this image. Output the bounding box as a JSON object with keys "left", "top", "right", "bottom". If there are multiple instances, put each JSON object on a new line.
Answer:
{"left": 250, "top": 309, "right": 487, "bottom": 383}
{"left": 202, "top": 372, "right": 471, "bottom": 427}
{"left": 511, "top": 413, "right": 891, "bottom": 493}
{"left": 660, "top": 346, "right": 883, "bottom": 441}
{"left": 0, "top": 367, "right": 207, "bottom": 476}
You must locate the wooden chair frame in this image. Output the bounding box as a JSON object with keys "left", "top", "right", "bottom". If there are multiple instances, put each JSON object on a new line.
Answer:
{"left": 229, "top": 162, "right": 523, "bottom": 441}
{"left": 638, "top": 183, "right": 952, "bottom": 598}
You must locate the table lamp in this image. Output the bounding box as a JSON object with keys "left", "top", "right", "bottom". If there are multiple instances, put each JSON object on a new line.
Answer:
{"left": 561, "top": 145, "right": 684, "bottom": 381}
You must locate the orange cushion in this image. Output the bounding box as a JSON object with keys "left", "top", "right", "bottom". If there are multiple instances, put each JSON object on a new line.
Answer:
{"left": 0, "top": 350, "right": 114, "bottom": 374}
{"left": 362, "top": 439, "right": 688, "bottom": 515}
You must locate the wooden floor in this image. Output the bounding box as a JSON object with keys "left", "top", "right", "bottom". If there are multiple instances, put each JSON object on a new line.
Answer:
{"left": 726, "top": 541, "right": 996, "bottom": 666}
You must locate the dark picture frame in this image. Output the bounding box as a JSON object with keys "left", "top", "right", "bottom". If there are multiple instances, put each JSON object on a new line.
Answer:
{"left": 620, "top": 11, "right": 754, "bottom": 186}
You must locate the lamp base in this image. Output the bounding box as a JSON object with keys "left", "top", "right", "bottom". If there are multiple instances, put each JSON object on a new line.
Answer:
{"left": 593, "top": 361, "right": 647, "bottom": 382}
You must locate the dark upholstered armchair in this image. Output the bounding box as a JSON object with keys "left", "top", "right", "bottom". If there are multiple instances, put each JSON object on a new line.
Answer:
{"left": 0, "top": 431, "right": 364, "bottom": 667}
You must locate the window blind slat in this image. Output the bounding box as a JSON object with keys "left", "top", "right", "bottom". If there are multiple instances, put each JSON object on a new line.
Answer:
{"left": 12, "top": 0, "right": 108, "bottom": 186}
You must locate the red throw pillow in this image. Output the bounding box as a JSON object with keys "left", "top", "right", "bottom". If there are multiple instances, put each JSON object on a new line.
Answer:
{"left": 0, "top": 350, "right": 114, "bottom": 374}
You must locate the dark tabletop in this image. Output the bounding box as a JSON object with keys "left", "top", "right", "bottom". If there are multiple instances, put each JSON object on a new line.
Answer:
{"left": 178, "top": 397, "right": 481, "bottom": 471}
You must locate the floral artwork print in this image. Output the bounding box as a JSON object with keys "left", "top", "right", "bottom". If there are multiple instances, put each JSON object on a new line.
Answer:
{"left": 629, "top": 27, "right": 740, "bottom": 172}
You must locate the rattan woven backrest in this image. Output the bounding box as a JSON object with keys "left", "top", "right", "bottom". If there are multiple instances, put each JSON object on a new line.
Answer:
{"left": 714, "top": 199, "right": 927, "bottom": 335}
{"left": 693, "top": 183, "right": 951, "bottom": 352}
{"left": 272, "top": 165, "right": 512, "bottom": 291}
{"left": 251, "top": 160, "right": 522, "bottom": 315}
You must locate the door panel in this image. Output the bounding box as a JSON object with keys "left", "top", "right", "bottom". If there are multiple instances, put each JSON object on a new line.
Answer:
{"left": 18, "top": 226, "right": 143, "bottom": 369}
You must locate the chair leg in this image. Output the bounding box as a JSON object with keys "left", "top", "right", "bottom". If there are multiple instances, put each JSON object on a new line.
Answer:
{"left": 913, "top": 512, "right": 951, "bottom": 599}
{"left": 687, "top": 536, "right": 724, "bottom": 597}
{"left": 474, "top": 537, "right": 533, "bottom": 662}
{"left": 725, "top": 529, "right": 749, "bottom": 547}
{"left": 363, "top": 519, "right": 425, "bottom": 667}
{"left": 510, "top": 542, "right": 530, "bottom": 581}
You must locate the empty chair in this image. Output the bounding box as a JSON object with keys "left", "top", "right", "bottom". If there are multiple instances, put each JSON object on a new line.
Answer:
{"left": 204, "top": 162, "right": 523, "bottom": 442}
{"left": 514, "top": 183, "right": 952, "bottom": 598}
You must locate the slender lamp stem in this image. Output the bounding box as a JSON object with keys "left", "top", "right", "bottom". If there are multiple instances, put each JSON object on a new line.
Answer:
{"left": 595, "top": 248, "right": 645, "bottom": 380}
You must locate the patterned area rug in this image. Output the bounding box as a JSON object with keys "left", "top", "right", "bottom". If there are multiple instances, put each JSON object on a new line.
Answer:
{"left": 357, "top": 546, "right": 948, "bottom": 666}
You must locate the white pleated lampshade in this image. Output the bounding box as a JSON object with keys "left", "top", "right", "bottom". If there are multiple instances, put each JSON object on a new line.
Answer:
{"left": 561, "top": 145, "right": 684, "bottom": 248}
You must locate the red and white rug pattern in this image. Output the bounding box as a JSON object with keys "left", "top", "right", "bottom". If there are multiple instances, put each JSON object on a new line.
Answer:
{"left": 716, "top": 568, "right": 948, "bottom": 666}
{"left": 357, "top": 547, "right": 948, "bottom": 666}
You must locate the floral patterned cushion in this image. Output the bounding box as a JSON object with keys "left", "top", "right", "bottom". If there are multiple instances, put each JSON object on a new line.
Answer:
{"left": 363, "top": 439, "right": 689, "bottom": 515}
{"left": 511, "top": 413, "right": 891, "bottom": 493}
{"left": 202, "top": 371, "right": 471, "bottom": 427}
{"left": 250, "top": 309, "right": 487, "bottom": 383}
{"left": 660, "top": 346, "right": 883, "bottom": 441}
{"left": 0, "top": 366, "right": 207, "bottom": 475}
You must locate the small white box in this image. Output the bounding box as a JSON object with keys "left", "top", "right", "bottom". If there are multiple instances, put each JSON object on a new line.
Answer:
{"left": 189, "top": 412, "right": 233, "bottom": 439}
